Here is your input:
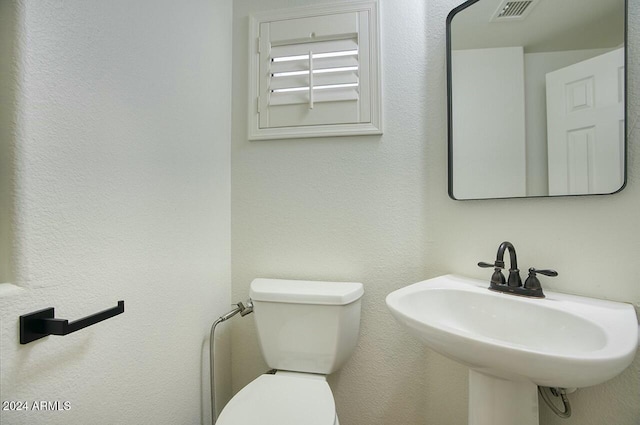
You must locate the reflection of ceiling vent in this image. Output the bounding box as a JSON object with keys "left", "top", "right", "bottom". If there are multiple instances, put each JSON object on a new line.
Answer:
{"left": 491, "top": 0, "right": 540, "bottom": 22}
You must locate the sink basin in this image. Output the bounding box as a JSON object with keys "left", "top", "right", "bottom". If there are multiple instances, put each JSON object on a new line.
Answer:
{"left": 386, "top": 274, "right": 637, "bottom": 388}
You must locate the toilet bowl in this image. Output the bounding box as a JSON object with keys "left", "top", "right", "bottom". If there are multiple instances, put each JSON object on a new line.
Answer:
{"left": 215, "top": 278, "right": 363, "bottom": 425}
{"left": 216, "top": 371, "right": 339, "bottom": 424}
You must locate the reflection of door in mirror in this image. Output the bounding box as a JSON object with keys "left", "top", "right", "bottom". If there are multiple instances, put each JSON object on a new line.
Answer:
{"left": 546, "top": 48, "right": 624, "bottom": 195}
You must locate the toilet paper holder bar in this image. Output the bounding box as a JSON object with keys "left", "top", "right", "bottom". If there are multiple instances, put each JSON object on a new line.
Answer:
{"left": 19, "top": 300, "right": 125, "bottom": 344}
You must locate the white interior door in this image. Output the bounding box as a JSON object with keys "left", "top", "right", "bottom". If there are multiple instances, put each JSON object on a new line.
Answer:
{"left": 546, "top": 48, "right": 624, "bottom": 195}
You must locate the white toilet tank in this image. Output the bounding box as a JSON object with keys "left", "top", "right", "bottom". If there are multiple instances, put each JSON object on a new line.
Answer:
{"left": 250, "top": 278, "right": 364, "bottom": 375}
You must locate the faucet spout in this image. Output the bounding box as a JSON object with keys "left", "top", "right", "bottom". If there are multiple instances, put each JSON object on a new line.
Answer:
{"left": 496, "top": 241, "right": 521, "bottom": 287}
{"left": 496, "top": 241, "right": 517, "bottom": 269}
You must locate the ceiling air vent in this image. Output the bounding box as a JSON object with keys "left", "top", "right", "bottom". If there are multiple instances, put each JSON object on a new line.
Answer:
{"left": 491, "top": 0, "right": 539, "bottom": 22}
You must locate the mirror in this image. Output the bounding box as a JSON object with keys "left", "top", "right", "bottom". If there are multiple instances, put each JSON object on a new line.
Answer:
{"left": 447, "top": 0, "right": 627, "bottom": 200}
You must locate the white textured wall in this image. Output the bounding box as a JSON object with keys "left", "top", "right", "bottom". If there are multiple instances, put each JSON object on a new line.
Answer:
{"left": 0, "top": 1, "right": 232, "bottom": 424}
{"left": 231, "top": 1, "right": 640, "bottom": 425}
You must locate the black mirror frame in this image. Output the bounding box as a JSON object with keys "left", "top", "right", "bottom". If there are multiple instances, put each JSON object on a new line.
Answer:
{"left": 446, "top": 0, "right": 628, "bottom": 201}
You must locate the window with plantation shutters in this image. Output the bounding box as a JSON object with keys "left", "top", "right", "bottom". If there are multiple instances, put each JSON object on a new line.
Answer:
{"left": 248, "top": 1, "right": 381, "bottom": 140}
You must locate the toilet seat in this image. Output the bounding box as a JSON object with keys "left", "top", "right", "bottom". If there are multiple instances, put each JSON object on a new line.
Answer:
{"left": 216, "top": 372, "right": 337, "bottom": 425}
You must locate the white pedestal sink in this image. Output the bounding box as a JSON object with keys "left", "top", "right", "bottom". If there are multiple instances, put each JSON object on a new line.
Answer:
{"left": 386, "top": 275, "right": 638, "bottom": 425}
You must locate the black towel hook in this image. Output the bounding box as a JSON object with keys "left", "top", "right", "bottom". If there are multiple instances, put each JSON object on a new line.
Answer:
{"left": 20, "top": 300, "right": 125, "bottom": 344}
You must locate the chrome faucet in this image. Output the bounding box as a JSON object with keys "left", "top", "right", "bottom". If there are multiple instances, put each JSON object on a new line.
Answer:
{"left": 478, "top": 241, "right": 557, "bottom": 298}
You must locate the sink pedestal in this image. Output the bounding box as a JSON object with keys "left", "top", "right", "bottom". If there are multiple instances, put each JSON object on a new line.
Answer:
{"left": 469, "top": 370, "right": 538, "bottom": 425}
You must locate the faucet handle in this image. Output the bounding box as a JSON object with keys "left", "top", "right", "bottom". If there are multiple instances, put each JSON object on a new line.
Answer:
{"left": 478, "top": 261, "right": 502, "bottom": 268}
{"left": 529, "top": 268, "right": 558, "bottom": 277}
{"left": 524, "top": 267, "right": 558, "bottom": 294}
{"left": 478, "top": 261, "right": 506, "bottom": 286}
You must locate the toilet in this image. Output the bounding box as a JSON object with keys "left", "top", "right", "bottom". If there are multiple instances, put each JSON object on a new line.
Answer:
{"left": 216, "top": 278, "right": 364, "bottom": 425}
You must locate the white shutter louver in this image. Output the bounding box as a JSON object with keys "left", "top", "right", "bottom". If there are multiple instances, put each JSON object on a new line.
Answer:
{"left": 249, "top": 1, "right": 381, "bottom": 140}
{"left": 269, "top": 38, "right": 360, "bottom": 107}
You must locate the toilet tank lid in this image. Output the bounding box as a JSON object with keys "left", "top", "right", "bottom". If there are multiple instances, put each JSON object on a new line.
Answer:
{"left": 250, "top": 278, "right": 364, "bottom": 305}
